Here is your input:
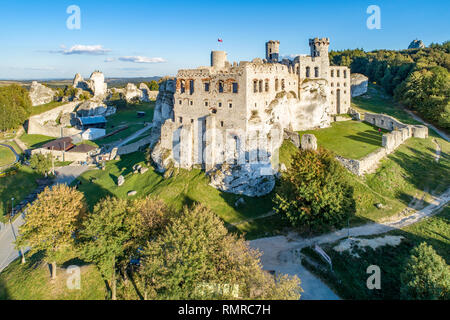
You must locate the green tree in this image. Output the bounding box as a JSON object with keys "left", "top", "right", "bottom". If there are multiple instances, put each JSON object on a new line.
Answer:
{"left": 400, "top": 243, "right": 450, "bottom": 300}
{"left": 29, "top": 153, "right": 52, "bottom": 176}
{"left": 78, "top": 197, "right": 131, "bottom": 300}
{"left": 0, "top": 85, "right": 32, "bottom": 131}
{"left": 16, "top": 185, "right": 87, "bottom": 279}
{"left": 274, "top": 148, "right": 356, "bottom": 233}
{"left": 137, "top": 204, "right": 301, "bottom": 300}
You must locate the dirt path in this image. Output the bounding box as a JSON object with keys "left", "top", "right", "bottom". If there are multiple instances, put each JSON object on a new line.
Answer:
{"left": 250, "top": 187, "right": 450, "bottom": 300}
{"left": 404, "top": 109, "right": 449, "bottom": 142}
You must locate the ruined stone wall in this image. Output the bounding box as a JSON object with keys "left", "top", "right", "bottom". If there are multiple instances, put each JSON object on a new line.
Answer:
{"left": 31, "top": 148, "right": 95, "bottom": 163}
{"left": 117, "top": 135, "right": 153, "bottom": 156}
{"left": 328, "top": 66, "right": 351, "bottom": 114}
{"left": 27, "top": 102, "right": 82, "bottom": 137}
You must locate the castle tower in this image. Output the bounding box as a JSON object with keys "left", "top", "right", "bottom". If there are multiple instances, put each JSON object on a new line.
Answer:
{"left": 309, "top": 38, "right": 330, "bottom": 58}
{"left": 211, "top": 51, "right": 228, "bottom": 69}
{"left": 266, "top": 40, "right": 280, "bottom": 62}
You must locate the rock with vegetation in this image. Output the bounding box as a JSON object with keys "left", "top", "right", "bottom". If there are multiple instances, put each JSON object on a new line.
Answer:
{"left": 29, "top": 81, "right": 56, "bottom": 106}
{"left": 76, "top": 100, "right": 116, "bottom": 117}
{"left": 408, "top": 40, "right": 426, "bottom": 49}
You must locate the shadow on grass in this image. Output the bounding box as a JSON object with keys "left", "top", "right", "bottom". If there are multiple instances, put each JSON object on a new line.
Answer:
{"left": 345, "top": 129, "right": 384, "bottom": 147}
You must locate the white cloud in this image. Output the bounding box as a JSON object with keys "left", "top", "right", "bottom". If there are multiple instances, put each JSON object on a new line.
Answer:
{"left": 282, "top": 54, "right": 308, "bottom": 60}
{"left": 118, "top": 56, "right": 166, "bottom": 64}
{"left": 104, "top": 57, "right": 115, "bottom": 62}
{"left": 56, "top": 45, "right": 111, "bottom": 55}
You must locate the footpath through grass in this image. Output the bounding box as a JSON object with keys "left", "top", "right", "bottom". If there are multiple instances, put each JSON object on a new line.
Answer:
{"left": 301, "top": 206, "right": 450, "bottom": 300}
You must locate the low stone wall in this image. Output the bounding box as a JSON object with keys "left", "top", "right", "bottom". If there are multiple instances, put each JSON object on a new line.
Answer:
{"left": 31, "top": 148, "right": 97, "bottom": 163}
{"left": 336, "top": 112, "right": 429, "bottom": 175}
{"left": 117, "top": 135, "right": 153, "bottom": 155}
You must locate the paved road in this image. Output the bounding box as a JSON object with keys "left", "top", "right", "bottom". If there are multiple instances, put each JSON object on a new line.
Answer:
{"left": 0, "top": 165, "right": 92, "bottom": 272}
{"left": 250, "top": 187, "right": 450, "bottom": 300}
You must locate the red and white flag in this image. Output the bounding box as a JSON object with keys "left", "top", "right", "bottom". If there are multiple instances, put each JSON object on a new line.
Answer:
{"left": 218, "top": 38, "right": 223, "bottom": 43}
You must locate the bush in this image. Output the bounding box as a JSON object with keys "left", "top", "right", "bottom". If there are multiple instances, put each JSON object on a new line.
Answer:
{"left": 400, "top": 243, "right": 450, "bottom": 300}
{"left": 274, "top": 148, "right": 356, "bottom": 233}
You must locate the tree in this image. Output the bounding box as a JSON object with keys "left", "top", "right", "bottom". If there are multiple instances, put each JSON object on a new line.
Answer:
{"left": 16, "top": 185, "right": 87, "bottom": 279}
{"left": 400, "top": 243, "right": 450, "bottom": 300}
{"left": 78, "top": 197, "right": 131, "bottom": 300}
{"left": 29, "top": 153, "right": 52, "bottom": 176}
{"left": 137, "top": 204, "right": 301, "bottom": 300}
{"left": 147, "top": 80, "right": 159, "bottom": 91}
{"left": 0, "top": 85, "right": 32, "bottom": 131}
{"left": 274, "top": 148, "right": 356, "bottom": 233}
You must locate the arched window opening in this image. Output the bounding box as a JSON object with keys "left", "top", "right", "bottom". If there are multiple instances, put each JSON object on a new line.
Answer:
{"left": 314, "top": 67, "right": 319, "bottom": 78}
{"left": 306, "top": 67, "right": 310, "bottom": 78}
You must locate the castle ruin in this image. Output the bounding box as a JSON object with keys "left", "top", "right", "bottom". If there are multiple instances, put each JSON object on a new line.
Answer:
{"left": 151, "top": 38, "right": 352, "bottom": 196}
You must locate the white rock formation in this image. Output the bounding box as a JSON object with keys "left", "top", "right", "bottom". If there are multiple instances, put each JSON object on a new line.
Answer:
{"left": 139, "top": 83, "right": 151, "bottom": 102}
{"left": 208, "top": 163, "right": 276, "bottom": 197}
{"left": 76, "top": 100, "right": 116, "bottom": 117}
{"left": 73, "top": 71, "right": 107, "bottom": 97}
{"left": 29, "top": 81, "right": 56, "bottom": 106}
{"left": 152, "top": 79, "right": 175, "bottom": 127}
{"left": 351, "top": 73, "right": 369, "bottom": 97}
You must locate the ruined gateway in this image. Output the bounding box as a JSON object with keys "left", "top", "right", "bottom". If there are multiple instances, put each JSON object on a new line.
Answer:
{"left": 151, "top": 38, "right": 352, "bottom": 197}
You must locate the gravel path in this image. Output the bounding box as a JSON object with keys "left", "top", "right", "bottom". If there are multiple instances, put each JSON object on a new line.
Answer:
{"left": 250, "top": 187, "right": 450, "bottom": 300}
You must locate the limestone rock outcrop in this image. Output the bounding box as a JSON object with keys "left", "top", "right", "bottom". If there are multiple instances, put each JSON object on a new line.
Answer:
{"left": 208, "top": 163, "right": 276, "bottom": 197}
{"left": 139, "top": 83, "right": 151, "bottom": 102}
{"left": 76, "top": 100, "right": 116, "bottom": 117}
{"left": 73, "top": 71, "right": 107, "bottom": 97}
{"left": 408, "top": 40, "right": 425, "bottom": 49}
{"left": 29, "top": 81, "right": 56, "bottom": 106}
{"left": 351, "top": 73, "right": 369, "bottom": 97}
{"left": 152, "top": 79, "right": 176, "bottom": 127}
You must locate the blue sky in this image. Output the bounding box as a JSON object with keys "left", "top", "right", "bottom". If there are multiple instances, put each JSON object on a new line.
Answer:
{"left": 0, "top": 0, "right": 449, "bottom": 80}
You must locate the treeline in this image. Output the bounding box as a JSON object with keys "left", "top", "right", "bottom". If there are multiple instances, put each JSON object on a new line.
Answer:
{"left": 330, "top": 41, "right": 450, "bottom": 129}
{"left": 0, "top": 85, "right": 32, "bottom": 131}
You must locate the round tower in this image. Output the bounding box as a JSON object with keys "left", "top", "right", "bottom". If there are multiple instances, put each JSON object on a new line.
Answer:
{"left": 211, "top": 51, "right": 228, "bottom": 69}
{"left": 309, "top": 38, "right": 330, "bottom": 58}
{"left": 266, "top": 40, "right": 280, "bottom": 63}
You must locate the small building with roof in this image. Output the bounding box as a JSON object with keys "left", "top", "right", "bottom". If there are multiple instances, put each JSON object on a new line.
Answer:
{"left": 77, "top": 116, "right": 107, "bottom": 130}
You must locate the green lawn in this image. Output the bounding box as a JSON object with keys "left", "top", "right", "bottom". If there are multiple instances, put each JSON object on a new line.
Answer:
{"left": 0, "top": 165, "right": 40, "bottom": 222}
{"left": 352, "top": 85, "right": 422, "bottom": 126}
{"left": 19, "top": 133, "right": 55, "bottom": 149}
{"left": 299, "top": 121, "right": 387, "bottom": 159}
{"left": 301, "top": 205, "right": 450, "bottom": 300}
{"left": 95, "top": 102, "right": 155, "bottom": 146}
{"left": 0, "top": 252, "right": 106, "bottom": 300}
{"left": 0, "top": 146, "right": 16, "bottom": 167}
{"left": 30, "top": 101, "right": 66, "bottom": 116}
{"left": 73, "top": 152, "right": 274, "bottom": 238}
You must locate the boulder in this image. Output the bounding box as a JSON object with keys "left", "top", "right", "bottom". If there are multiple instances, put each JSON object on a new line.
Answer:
{"left": 351, "top": 73, "right": 369, "bottom": 97}
{"left": 139, "top": 167, "right": 149, "bottom": 174}
{"left": 117, "top": 175, "right": 125, "bottom": 187}
{"left": 301, "top": 134, "right": 318, "bottom": 151}
{"left": 128, "top": 191, "right": 137, "bottom": 197}
{"left": 29, "top": 81, "right": 56, "bottom": 106}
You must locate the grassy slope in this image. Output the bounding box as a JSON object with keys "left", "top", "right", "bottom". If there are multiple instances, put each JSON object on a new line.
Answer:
{"left": 95, "top": 102, "right": 155, "bottom": 146}
{"left": 299, "top": 121, "right": 387, "bottom": 159}
{"left": 301, "top": 206, "right": 450, "bottom": 300}
{"left": 0, "top": 166, "right": 40, "bottom": 222}
{"left": 74, "top": 152, "right": 273, "bottom": 232}
{"left": 19, "top": 133, "right": 55, "bottom": 149}
{"left": 0, "top": 252, "right": 106, "bottom": 300}
{"left": 30, "top": 101, "right": 66, "bottom": 117}
{"left": 0, "top": 146, "right": 16, "bottom": 167}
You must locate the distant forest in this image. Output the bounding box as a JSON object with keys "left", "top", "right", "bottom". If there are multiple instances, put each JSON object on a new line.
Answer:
{"left": 330, "top": 41, "right": 450, "bottom": 129}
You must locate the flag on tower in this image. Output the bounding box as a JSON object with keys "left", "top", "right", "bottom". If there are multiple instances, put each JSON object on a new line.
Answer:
{"left": 218, "top": 38, "right": 223, "bottom": 43}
